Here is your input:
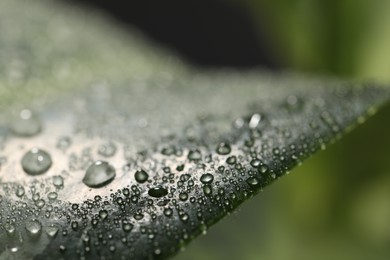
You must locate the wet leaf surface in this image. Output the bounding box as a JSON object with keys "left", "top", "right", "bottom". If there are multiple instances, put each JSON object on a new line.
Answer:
{"left": 0, "top": 0, "right": 389, "bottom": 259}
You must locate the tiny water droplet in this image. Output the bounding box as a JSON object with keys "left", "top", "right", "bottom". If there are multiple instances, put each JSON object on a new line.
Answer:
{"left": 188, "top": 150, "right": 201, "bottom": 161}
{"left": 122, "top": 221, "right": 133, "bottom": 232}
{"left": 216, "top": 142, "right": 232, "bottom": 155}
{"left": 99, "top": 210, "right": 108, "bottom": 220}
{"left": 246, "top": 177, "right": 260, "bottom": 189}
{"left": 52, "top": 175, "right": 64, "bottom": 188}
{"left": 179, "top": 192, "right": 188, "bottom": 201}
{"left": 15, "top": 186, "right": 25, "bottom": 197}
{"left": 163, "top": 208, "right": 173, "bottom": 217}
{"left": 46, "top": 225, "right": 59, "bottom": 238}
{"left": 21, "top": 148, "right": 52, "bottom": 176}
{"left": 134, "top": 170, "right": 149, "bottom": 183}
{"left": 10, "top": 109, "right": 42, "bottom": 137}
{"left": 203, "top": 185, "right": 212, "bottom": 196}
{"left": 82, "top": 161, "right": 116, "bottom": 188}
{"left": 98, "top": 142, "right": 117, "bottom": 157}
{"left": 148, "top": 187, "right": 168, "bottom": 198}
{"left": 200, "top": 173, "right": 214, "bottom": 184}
{"left": 25, "top": 219, "right": 42, "bottom": 237}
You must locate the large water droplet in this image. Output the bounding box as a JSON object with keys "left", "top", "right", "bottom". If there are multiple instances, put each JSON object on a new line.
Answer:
{"left": 134, "top": 170, "right": 149, "bottom": 183}
{"left": 10, "top": 109, "right": 42, "bottom": 137}
{"left": 82, "top": 161, "right": 116, "bottom": 188}
{"left": 25, "top": 219, "right": 42, "bottom": 237}
{"left": 148, "top": 187, "right": 168, "bottom": 198}
{"left": 21, "top": 148, "right": 52, "bottom": 176}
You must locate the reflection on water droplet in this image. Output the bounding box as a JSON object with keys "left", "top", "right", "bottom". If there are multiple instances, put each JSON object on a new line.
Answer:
{"left": 134, "top": 170, "right": 149, "bottom": 183}
{"left": 10, "top": 109, "right": 42, "bottom": 137}
{"left": 21, "top": 148, "right": 52, "bottom": 176}
{"left": 249, "top": 113, "right": 261, "bottom": 129}
{"left": 148, "top": 187, "right": 168, "bottom": 198}
{"left": 82, "top": 161, "right": 116, "bottom": 188}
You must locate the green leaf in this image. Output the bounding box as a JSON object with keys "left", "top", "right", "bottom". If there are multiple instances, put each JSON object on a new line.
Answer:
{"left": 0, "top": 0, "right": 389, "bottom": 259}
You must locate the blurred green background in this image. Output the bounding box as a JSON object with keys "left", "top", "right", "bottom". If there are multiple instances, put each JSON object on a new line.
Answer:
{"left": 173, "top": 1, "right": 390, "bottom": 259}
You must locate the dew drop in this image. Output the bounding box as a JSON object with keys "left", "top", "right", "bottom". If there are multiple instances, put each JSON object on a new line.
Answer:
{"left": 52, "top": 175, "right": 64, "bottom": 188}
{"left": 56, "top": 136, "right": 71, "bottom": 150}
{"left": 163, "top": 208, "right": 173, "bottom": 217}
{"left": 200, "top": 173, "right": 214, "bottom": 184}
{"left": 10, "top": 109, "right": 42, "bottom": 137}
{"left": 98, "top": 142, "right": 117, "bottom": 157}
{"left": 99, "top": 210, "right": 108, "bottom": 220}
{"left": 188, "top": 150, "right": 201, "bottom": 161}
{"left": 134, "top": 170, "right": 149, "bottom": 183}
{"left": 25, "top": 219, "right": 42, "bottom": 237}
{"left": 216, "top": 142, "right": 232, "bottom": 155}
{"left": 179, "top": 213, "right": 189, "bottom": 222}
{"left": 203, "top": 185, "right": 212, "bottom": 196}
{"left": 46, "top": 225, "right": 59, "bottom": 238}
{"left": 21, "top": 148, "right": 52, "bottom": 176}
{"left": 246, "top": 177, "right": 260, "bottom": 189}
{"left": 15, "top": 186, "right": 25, "bottom": 197}
{"left": 179, "top": 192, "right": 188, "bottom": 201}
{"left": 148, "top": 187, "right": 168, "bottom": 198}
{"left": 258, "top": 165, "right": 269, "bottom": 174}
{"left": 122, "top": 221, "right": 133, "bottom": 232}
{"left": 82, "top": 161, "right": 116, "bottom": 188}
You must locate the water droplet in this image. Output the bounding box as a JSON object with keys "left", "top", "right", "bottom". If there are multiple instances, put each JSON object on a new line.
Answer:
{"left": 47, "top": 192, "right": 58, "bottom": 201}
{"left": 5, "top": 223, "right": 15, "bottom": 235}
{"left": 134, "top": 170, "right": 149, "bottom": 183}
{"left": 46, "top": 225, "right": 59, "bottom": 238}
{"left": 188, "top": 150, "right": 201, "bottom": 161}
{"left": 203, "top": 184, "right": 212, "bottom": 196}
{"left": 179, "top": 213, "right": 189, "bottom": 222}
{"left": 21, "top": 148, "right": 52, "bottom": 176}
{"left": 25, "top": 219, "right": 42, "bottom": 237}
{"left": 163, "top": 208, "right": 173, "bottom": 217}
{"left": 179, "top": 192, "right": 188, "bottom": 201}
{"left": 148, "top": 187, "right": 168, "bottom": 198}
{"left": 52, "top": 175, "right": 64, "bottom": 188}
{"left": 15, "top": 186, "right": 25, "bottom": 197}
{"left": 122, "top": 221, "right": 133, "bottom": 232}
{"left": 258, "top": 165, "right": 269, "bottom": 174}
{"left": 10, "top": 109, "right": 42, "bottom": 137}
{"left": 246, "top": 177, "right": 260, "bottom": 189}
{"left": 216, "top": 142, "right": 231, "bottom": 155}
{"left": 200, "top": 173, "right": 214, "bottom": 184}
{"left": 99, "top": 210, "right": 108, "bottom": 220}
{"left": 56, "top": 136, "right": 71, "bottom": 150}
{"left": 82, "top": 161, "right": 116, "bottom": 188}
{"left": 98, "top": 142, "right": 117, "bottom": 157}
